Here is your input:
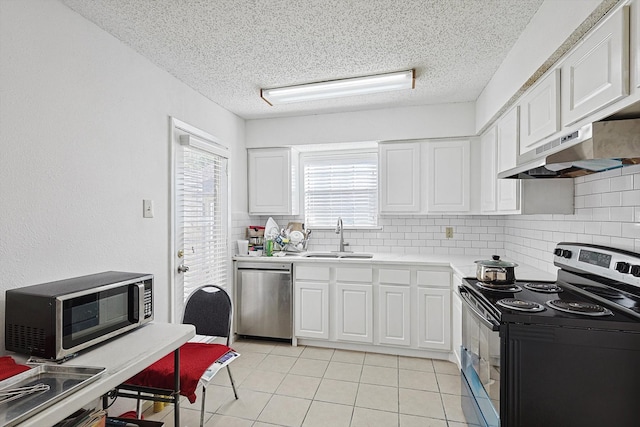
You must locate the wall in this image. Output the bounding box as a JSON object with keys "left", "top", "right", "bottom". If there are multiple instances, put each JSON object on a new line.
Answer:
{"left": 504, "top": 164, "right": 640, "bottom": 273}
{"left": 0, "top": 0, "right": 245, "bottom": 353}
{"left": 245, "top": 102, "right": 475, "bottom": 148}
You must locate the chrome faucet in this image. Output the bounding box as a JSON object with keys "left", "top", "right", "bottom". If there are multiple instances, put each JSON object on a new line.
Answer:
{"left": 335, "top": 217, "right": 350, "bottom": 252}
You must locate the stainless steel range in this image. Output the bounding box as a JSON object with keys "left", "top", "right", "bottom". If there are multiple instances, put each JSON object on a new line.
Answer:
{"left": 459, "top": 243, "right": 640, "bottom": 427}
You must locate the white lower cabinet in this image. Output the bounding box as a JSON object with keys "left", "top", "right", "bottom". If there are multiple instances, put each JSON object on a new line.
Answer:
{"left": 335, "top": 283, "right": 373, "bottom": 343}
{"left": 294, "top": 263, "right": 453, "bottom": 354}
{"left": 294, "top": 281, "right": 329, "bottom": 340}
{"left": 377, "top": 285, "right": 411, "bottom": 346}
{"left": 417, "top": 288, "right": 451, "bottom": 351}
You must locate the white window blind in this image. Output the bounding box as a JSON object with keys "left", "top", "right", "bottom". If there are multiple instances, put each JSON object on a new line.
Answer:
{"left": 303, "top": 151, "right": 378, "bottom": 228}
{"left": 177, "top": 144, "right": 228, "bottom": 302}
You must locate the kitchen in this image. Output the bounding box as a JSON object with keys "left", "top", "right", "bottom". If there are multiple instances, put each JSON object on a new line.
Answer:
{"left": 1, "top": 0, "right": 640, "bottom": 426}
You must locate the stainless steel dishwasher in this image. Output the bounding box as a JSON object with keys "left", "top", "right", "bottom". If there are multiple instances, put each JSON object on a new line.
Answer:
{"left": 235, "top": 261, "right": 292, "bottom": 340}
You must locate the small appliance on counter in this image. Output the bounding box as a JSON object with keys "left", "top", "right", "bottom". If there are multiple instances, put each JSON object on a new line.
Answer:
{"left": 459, "top": 243, "right": 640, "bottom": 427}
{"left": 5, "top": 271, "right": 153, "bottom": 361}
{"left": 246, "top": 225, "right": 265, "bottom": 252}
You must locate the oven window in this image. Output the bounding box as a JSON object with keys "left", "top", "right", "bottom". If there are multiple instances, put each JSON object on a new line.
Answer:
{"left": 62, "top": 286, "right": 133, "bottom": 348}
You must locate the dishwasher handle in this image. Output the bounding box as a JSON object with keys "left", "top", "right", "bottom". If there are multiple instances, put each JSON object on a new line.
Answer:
{"left": 236, "top": 262, "right": 291, "bottom": 271}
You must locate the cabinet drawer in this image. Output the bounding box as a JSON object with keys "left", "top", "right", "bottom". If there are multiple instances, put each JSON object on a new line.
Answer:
{"left": 336, "top": 267, "right": 373, "bottom": 283}
{"left": 295, "top": 265, "right": 330, "bottom": 281}
{"left": 417, "top": 270, "right": 451, "bottom": 286}
{"left": 378, "top": 269, "right": 410, "bottom": 285}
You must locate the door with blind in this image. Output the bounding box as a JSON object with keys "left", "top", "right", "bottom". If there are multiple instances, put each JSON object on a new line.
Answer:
{"left": 172, "top": 119, "right": 229, "bottom": 321}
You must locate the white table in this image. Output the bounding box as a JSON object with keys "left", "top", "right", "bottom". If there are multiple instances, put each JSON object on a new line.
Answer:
{"left": 16, "top": 322, "right": 195, "bottom": 427}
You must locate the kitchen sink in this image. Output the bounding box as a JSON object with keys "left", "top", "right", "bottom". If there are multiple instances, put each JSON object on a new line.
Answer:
{"left": 302, "top": 251, "right": 373, "bottom": 259}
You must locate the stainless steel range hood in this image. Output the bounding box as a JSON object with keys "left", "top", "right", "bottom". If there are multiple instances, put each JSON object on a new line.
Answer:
{"left": 498, "top": 118, "right": 640, "bottom": 179}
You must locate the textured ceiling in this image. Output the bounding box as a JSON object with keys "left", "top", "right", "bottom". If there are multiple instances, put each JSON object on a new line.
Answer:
{"left": 60, "top": 0, "right": 545, "bottom": 119}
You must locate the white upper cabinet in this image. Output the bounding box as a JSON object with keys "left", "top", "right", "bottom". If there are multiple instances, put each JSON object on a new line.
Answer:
{"left": 519, "top": 69, "right": 560, "bottom": 155}
{"left": 379, "top": 142, "right": 421, "bottom": 213}
{"left": 248, "top": 148, "right": 299, "bottom": 215}
{"left": 561, "top": 5, "right": 630, "bottom": 127}
{"left": 479, "top": 126, "right": 497, "bottom": 213}
{"left": 496, "top": 107, "right": 520, "bottom": 212}
{"left": 426, "top": 139, "right": 470, "bottom": 212}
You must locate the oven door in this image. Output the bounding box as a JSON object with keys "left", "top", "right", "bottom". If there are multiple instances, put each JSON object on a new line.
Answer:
{"left": 459, "top": 285, "right": 501, "bottom": 427}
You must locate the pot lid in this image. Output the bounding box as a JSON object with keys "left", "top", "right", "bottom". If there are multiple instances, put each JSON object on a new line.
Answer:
{"left": 475, "top": 255, "right": 518, "bottom": 268}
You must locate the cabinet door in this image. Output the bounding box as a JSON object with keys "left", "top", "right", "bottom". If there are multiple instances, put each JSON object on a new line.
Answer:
{"left": 378, "top": 285, "right": 411, "bottom": 346}
{"left": 335, "top": 283, "right": 372, "bottom": 343}
{"left": 294, "top": 281, "right": 329, "bottom": 340}
{"left": 426, "top": 140, "right": 470, "bottom": 212}
{"left": 417, "top": 288, "right": 451, "bottom": 351}
{"left": 496, "top": 107, "right": 520, "bottom": 212}
{"left": 248, "top": 148, "right": 297, "bottom": 215}
{"left": 480, "top": 127, "right": 497, "bottom": 213}
{"left": 519, "top": 69, "right": 560, "bottom": 155}
{"left": 561, "top": 6, "right": 629, "bottom": 126}
{"left": 379, "top": 143, "right": 421, "bottom": 213}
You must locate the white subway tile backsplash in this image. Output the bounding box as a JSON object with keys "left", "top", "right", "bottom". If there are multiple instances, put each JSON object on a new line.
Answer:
{"left": 622, "top": 190, "right": 640, "bottom": 206}
{"left": 611, "top": 175, "right": 633, "bottom": 191}
{"left": 601, "top": 191, "right": 621, "bottom": 207}
{"left": 591, "top": 208, "right": 610, "bottom": 221}
{"left": 584, "top": 194, "right": 602, "bottom": 208}
{"left": 609, "top": 207, "right": 634, "bottom": 222}
{"left": 621, "top": 222, "right": 640, "bottom": 239}
{"left": 601, "top": 222, "right": 622, "bottom": 237}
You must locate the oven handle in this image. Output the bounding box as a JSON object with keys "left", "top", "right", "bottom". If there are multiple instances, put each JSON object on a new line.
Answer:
{"left": 459, "top": 286, "right": 500, "bottom": 331}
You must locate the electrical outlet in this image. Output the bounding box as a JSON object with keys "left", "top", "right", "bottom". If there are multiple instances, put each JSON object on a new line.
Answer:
{"left": 445, "top": 227, "right": 453, "bottom": 239}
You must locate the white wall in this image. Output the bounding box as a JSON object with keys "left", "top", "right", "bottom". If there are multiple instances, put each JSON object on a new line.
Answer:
{"left": 246, "top": 102, "right": 475, "bottom": 147}
{"left": 0, "top": 0, "right": 245, "bottom": 352}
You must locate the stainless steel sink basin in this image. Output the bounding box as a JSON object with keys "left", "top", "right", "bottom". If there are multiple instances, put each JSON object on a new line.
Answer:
{"left": 302, "top": 251, "right": 373, "bottom": 259}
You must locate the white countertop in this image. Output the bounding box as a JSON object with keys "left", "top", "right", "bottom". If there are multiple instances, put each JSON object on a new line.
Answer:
{"left": 234, "top": 252, "right": 557, "bottom": 282}
{"left": 15, "top": 322, "right": 195, "bottom": 426}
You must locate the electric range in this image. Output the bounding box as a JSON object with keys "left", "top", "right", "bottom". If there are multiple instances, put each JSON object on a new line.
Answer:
{"left": 459, "top": 243, "right": 640, "bottom": 427}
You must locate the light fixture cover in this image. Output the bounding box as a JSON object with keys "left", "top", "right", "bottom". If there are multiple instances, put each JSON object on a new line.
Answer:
{"left": 261, "top": 69, "right": 415, "bottom": 105}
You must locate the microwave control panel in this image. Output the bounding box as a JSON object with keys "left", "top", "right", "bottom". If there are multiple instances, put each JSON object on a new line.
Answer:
{"left": 143, "top": 281, "right": 153, "bottom": 319}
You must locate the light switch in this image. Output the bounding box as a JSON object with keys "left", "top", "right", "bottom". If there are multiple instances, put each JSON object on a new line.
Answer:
{"left": 143, "top": 199, "right": 154, "bottom": 218}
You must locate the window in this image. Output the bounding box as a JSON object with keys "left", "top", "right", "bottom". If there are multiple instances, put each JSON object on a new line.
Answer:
{"left": 302, "top": 150, "right": 378, "bottom": 228}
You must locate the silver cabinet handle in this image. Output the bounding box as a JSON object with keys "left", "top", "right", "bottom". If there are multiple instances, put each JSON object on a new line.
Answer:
{"left": 178, "top": 264, "right": 190, "bottom": 273}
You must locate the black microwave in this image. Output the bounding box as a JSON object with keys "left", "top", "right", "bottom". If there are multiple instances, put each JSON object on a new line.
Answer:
{"left": 5, "top": 271, "right": 153, "bottom": 361}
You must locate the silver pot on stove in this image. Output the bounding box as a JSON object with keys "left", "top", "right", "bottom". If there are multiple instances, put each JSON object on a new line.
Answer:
{"left": 475, "top": 255, "right": 518, "bottom": 284}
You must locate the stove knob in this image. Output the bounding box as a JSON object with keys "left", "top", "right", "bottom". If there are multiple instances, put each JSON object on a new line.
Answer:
{"left": 615, "top": 262, "right": 631, "bottom": 274}
{"left": 561, "top": 250, "right": 572, "bottom": 259}
{"left": 630, "top": 265, "right": 640, "bottom": 277}
{"left": 554, "top": 248, "right": 563, "bottom": 256}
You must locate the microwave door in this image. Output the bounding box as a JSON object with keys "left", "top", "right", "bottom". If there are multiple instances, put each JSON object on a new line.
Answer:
{"left": 60, "top": 284, "right": 138, "bottom": 357}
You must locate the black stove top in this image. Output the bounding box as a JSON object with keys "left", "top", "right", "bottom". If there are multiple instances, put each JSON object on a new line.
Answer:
{"left": 462, "top": 276, "right": 640, "bottom": 331}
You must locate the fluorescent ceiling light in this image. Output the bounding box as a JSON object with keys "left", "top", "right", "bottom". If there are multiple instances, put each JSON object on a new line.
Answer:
{"left": 261, "top": 69, "right": 415, "bottom": 105}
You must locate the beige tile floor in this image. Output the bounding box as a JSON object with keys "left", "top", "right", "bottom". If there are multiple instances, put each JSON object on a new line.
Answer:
{"left": 143, "top": 339, "right": 478, "bottom": 427}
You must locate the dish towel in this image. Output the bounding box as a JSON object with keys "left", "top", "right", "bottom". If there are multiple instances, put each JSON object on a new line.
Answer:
{"left": 125, "top": 342, "right": 230, "bottom": 403}
{"left": 0, "top": 356, "right": 31, "bottom": 381}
